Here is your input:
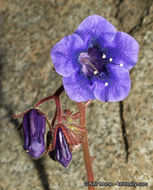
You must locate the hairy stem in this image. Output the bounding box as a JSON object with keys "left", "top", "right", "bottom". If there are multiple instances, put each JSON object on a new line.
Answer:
{"left": 35, "top": 85, "right": 64, "bottom": 123}
{"left": 76, "top": 102, "right": 94, "bottom": 190}
{"left": 34, "top": 85, "right": 64, "bottom": 107}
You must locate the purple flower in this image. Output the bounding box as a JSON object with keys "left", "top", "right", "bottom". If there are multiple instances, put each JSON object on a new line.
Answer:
{"left": 23, "top": 109, "right": 46, "bottom": 159}
{"left": 49, "top": 127, "right": 72, "bottom": 167}
{"left": 51, "top": 15, "right": 139, "bottom": 102}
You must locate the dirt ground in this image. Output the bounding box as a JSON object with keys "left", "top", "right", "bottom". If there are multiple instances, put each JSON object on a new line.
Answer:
{"left": 0, "top": 0, "right": 153, "bottom": 190}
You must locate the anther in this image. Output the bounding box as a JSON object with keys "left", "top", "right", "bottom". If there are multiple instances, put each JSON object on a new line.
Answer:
{"left": 102, "top": 54, "right": 106, "bottom": 59}
{"left": 120, "top": 63, "right": 123, "bottom": 67}
{"left": 94, "top": 70, "right": 98, "bottom": 75}
{"left": 109, "top": 58, "right": 113, "bottom": 62}
{"left": 105, "top": 82, "right": 108, "bottom": 86}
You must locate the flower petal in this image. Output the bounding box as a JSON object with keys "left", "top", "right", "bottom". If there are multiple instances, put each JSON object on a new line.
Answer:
{"left": 51, "top": 34, "right": 86, "bottom": 77}
{"left": 94, "top": 64, "right": 131, "bottom": 102}
{"left": 56, "top": 128, "right": 72, "bottom": 167}
{"left": 75, "top": 15, "right": 116, "bottom": 45}
{"left": 63, "top": 72, "right": 95, "bottom": 102}
{"left": 108, "top": 32, "right": 139, "bottom": 70}
{"left": 23, "top": 109, "right": 46, "bottom": 159}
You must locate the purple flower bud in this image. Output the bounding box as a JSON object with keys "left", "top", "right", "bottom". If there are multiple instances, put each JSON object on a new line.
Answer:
{"left": 49, "top": 127, "right": 72, "bottom": 167}
{"left": 23, "top": 109, "right": 46, "bottom": 159}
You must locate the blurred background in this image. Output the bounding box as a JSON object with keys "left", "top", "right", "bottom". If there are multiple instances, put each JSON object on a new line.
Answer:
{"left": 0, "top": 0, "right": 153, "bottom": 189}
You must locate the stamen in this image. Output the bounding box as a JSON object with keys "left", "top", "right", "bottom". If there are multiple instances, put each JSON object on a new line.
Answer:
{"left": 105, "top": 82, "right": 108, "bottom": 86}
{"left": 102, "top": 54, "right": 106, "bottom": 59}
{"left": 94, "top": 70, "right": 98, "bottom": 75}
{"left": 85, "top": 60, "right": 99, "bottom": 74}
{"left": 109, "top": 58, "right": 113, "bottom": 62}
{"left": 120, "top": 63, "right": 123, "bottom": 67}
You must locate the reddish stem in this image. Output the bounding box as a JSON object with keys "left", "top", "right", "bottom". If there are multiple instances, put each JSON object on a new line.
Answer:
{"left": 35, "top": 85, "right": 64, "bottom": 123}
{"left": 54, "top": 96, "right": 62, "bottom": 123}
{"left": 34, "top": 95, "right": 55, "bottom": 107}
{"left": 76, "top": 102, "right": 94, "bottom": 190}
{"left": 12, "top": 108, "right": 32, "bottom": 118}
{"left": 84, "top": 100, "right": 93, "bottom": 107}
{"left": 72, "top": 100, "right": 93, "bottom": 120}
{"left": 51, "top": 109, "right": 57, "bottom": 127}
{"left": 13, "top": 85, "right": 64, "bottom": 121}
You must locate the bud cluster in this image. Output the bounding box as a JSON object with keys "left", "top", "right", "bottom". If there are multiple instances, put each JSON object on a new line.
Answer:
{"left": 13, "top": 87, "right": 85, "bottom": 167}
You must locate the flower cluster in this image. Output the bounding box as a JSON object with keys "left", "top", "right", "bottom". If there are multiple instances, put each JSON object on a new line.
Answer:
{"left": 13, "top": 16, "right": 139, "bottom": 187}
{"left": 51, "top": 15, "right": 139, "bottom": 102}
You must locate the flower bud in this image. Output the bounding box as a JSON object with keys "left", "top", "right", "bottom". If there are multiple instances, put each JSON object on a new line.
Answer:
{"left": 49, "top": 127, "right": 72, "bottom": 167}
{"left": 23, "top": 109, "right": 46, "bottom": 159}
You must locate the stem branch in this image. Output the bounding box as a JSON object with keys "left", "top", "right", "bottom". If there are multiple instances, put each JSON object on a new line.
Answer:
{"left": 35, "top": 85, "right": 64, "bottom": 123}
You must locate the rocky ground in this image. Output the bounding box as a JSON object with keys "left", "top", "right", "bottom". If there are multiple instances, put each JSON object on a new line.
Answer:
{"left": 0, "top": 0, "right": 153, "bottom": 190}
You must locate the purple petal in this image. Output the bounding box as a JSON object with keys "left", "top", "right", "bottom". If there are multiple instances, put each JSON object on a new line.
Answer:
{"left": 108, "top": 32, "right": 139, "bottom": 70}
{"left": 51, "top": 34, "right": 86, "bottom": 77}
{"left": 56, "top": 128, "right": 72, "bottom": 167}
{"left": 63, "top": 72, "right": 95, "bottom": 102}
{"left": 23, "top": 109, "right": 46, "bottom": 159}
{"left": 50, "top": 15, "right": 139, "bottom": 103}
{"left": 75, "top": 15, "right": 116, "bottom": 45}
{"left": 93, "top": 64, "right": 131, "bottom": 102}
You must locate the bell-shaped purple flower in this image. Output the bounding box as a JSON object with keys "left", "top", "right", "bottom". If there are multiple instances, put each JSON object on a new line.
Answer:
{"left": 49, "top": 127, "right": 72, "bottom": 167}
{"left": 23, "top": 109, "right": 46, "bottom": 159}
{"left": 51, "top": 15, "right": 139, "bottom": 102}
